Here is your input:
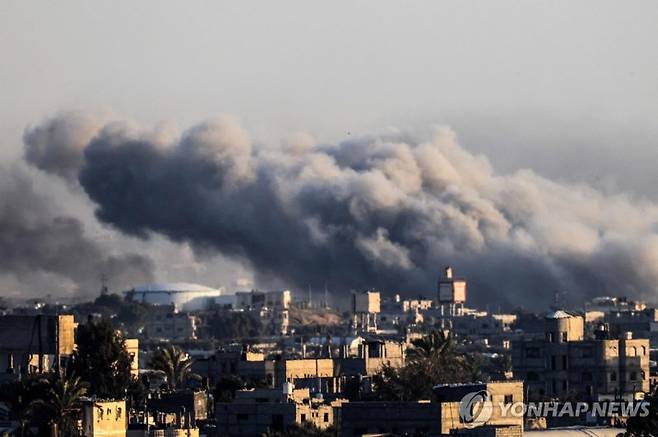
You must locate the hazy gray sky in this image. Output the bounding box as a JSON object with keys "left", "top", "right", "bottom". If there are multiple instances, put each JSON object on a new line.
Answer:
{"left": 2, "top": 1, "right": 658, "bottom": 301}
{"left": 2, "top": 2, "right": 657, "bottom": 140}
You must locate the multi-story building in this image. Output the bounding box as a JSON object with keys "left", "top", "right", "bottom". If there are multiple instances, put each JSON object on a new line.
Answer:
{"left": 0, "top": 314, "right": 76, "bottom": 379}
{"left": 512, "top": 311, "right": 649, "bottom": 401}
{"left": 195, "top": 337, "right": 405, "bottom": 390}
{"left": 217, "top": 381, "right": 522, "bottom": 437}
{"left": 144, "top": 306, "right": 198, "bottom": 340}
{"left": 233, "top": 290, "right": 291, "bottom": 335}
{"left": 216, "top": 384, "right": 341, "bottom": 436}
{"left": 234, "top": 289, "right": 291, "bottom": 311}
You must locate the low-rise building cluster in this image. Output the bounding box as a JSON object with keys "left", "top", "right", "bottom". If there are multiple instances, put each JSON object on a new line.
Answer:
{"left": 0, "top": 267, "right": 655, "bottom": 435}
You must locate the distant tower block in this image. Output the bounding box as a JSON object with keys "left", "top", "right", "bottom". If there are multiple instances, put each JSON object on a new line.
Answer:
{"left": 352, "top": 290, "right": 381, "bottom": 333}
{"left": 438, "top": 266, "right": 466, "bottom": 316}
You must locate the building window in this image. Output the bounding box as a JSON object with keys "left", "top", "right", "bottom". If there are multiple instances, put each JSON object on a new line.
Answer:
{"left": 641, "top": 371, "right": 646, "bottom": 380}
{"left": 561, "top": 332, "right": 568, "bottom": 342}
{"left": 324, "top": 413, "right": 329, "bottom": 422}
{"left": 550, "top": 356, "right": 557, "bottom": 370}
{"left": 562, "top": 355, "right": 568, "bottom": 369}
{"left": 611, "top": 372, "right": 617, "bottom": 382}
{"left": 504, "top": 394, "right": 513, "bottom": 404}
{"left": 546, "top": 332, "right": 554, "bottom": 342}
{"left": 630, "top": 371, "right": 637, "bottom": 381}
{"left": 300, "top": 414, "right": 306, "bottom": 422}
{"left": 630, "top": 347, "right": 637, "bottom": 357}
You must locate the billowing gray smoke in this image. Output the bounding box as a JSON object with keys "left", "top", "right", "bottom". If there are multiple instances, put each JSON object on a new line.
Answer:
{"left": 24, "top": 113, "right": 658, "bottom": 308}
{"left": 0, "top": 165, "right": 154, "bottom": 297}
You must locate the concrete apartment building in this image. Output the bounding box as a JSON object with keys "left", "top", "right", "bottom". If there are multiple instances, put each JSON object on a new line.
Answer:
{"left": 196, "top": 337, "right": 405, "bottom": 390}
{"left": 512, "top": 311, "right": 649, "bottom": 401}
{"left": 234, "top": 289, "right": 291, "bottom": 312}
{"left": 433, "top": 381, "right": 524, "bottom": 436}
{"left": 216, "top": 385, "right": 340, "bottom": 436}
{"left": 216, "top": 381, "right": 523, "bottom": 437}
{"left": 234, "top": 289, "right": 291, "bottom": 335}
{"left": 0, "top": 314, "right": 76, "bottom": 378}
{"left": 143, "top": 306, "right": 199, "bottom": 341}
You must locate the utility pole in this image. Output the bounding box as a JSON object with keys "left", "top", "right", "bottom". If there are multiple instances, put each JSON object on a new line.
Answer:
{"left": 324, "top": 282, "right": 329, "bottom": 309}
{"left": 307, "top": 285, "right": 313, "bottom": 309}
{"left": 100, "top": 273, "right": 109, "bottom": 296}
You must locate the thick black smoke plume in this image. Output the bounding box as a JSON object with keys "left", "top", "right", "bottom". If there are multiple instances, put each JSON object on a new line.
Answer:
{"left": 24, "top": 113, "right": 658, "bottom": 308}
{"left": 0, "top": 166, "right": 154, "bottom": 297}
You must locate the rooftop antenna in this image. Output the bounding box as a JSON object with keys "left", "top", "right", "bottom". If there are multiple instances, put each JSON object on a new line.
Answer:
{"left": 324, "top": 282, "right": 329, "bottom": 310}
{"left": 100, "top": 273, "right": 109, "bottom": 296}
{"left": 308, "top": 284, "right": 312, "bottom": 309}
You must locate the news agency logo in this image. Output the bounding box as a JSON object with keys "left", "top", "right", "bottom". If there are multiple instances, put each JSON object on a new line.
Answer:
{"left": 459, "top": 390, "right": 493, "bottom": 428}
{"left": 458, "top": 389, "right": 650, "bottom": 427}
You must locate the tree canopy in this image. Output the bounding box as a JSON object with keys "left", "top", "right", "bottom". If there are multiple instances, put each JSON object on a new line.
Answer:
{"left": 149, "top": 345, "right": 193, "bottom": 391}
{"left": 373, "top": 330, "right": 475, "bottom": 401}
{"left": 71, "top": 318, "right": 133, "bottom": 399}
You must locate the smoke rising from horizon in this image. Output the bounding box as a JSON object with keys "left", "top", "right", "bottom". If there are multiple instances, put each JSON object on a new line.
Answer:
{"left": 0, "top": 165, "right": 155, "bottom": 298}
{"left": 23, "top": 112, "right": 658, "bottom": 308}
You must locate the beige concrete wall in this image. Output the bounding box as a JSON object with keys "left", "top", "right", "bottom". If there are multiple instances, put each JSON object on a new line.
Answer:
{"left": 296, "top": 403, "right": 334, "bottom": 430}
{"left": 149, "top": 430, "right": 199, "bottom": 437}
{"left": 83, "top": 400, "right": 127, "bottom": 437}
{"left": 283, "top": 359, "right": 334, "bottom": 379}
{"left": 439, "top": 382, "right": 523, "bottom": 434}
{"left": 57, "top": 315, "right": 77, "bottom": 356}
{"left": 125, "top": 338, "right": 139, "bottom": 377}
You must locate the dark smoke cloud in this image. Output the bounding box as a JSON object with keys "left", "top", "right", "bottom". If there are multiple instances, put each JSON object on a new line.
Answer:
{"left": 23, "top": 111, "right": 105, "bottom": 185}
{"left": 23, "top": 113, "right": 658, "bottom": 308}
{"left": 0, "top": 166, "right": 154, "bottom": 297}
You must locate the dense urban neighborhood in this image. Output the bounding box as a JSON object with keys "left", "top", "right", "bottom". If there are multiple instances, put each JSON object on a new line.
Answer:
{"left": 0, "top": 267, "right": 656, "bottom": 436}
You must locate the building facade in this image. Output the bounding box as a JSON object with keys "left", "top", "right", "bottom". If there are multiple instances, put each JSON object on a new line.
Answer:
{"left": 512, "top": 311, "right": 650, "bottom": 400}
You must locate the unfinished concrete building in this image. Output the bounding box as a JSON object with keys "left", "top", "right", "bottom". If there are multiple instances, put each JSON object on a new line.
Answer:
{"left": 512, "top": 311, "right": 649, "bottom": 401}
{"left": 216, "top": 384, "right": 341, "bottom": 436}
{"left": 0, "top": 314, "right": 76, "bottom": 379}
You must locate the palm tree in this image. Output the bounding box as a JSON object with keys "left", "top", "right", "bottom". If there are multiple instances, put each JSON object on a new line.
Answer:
{"left": 407, "top": 329, "right": 453, "bottom": 361}
{"left": 374, "top": 330, "right": 474, "bottom": 401}
{"left": 1, "top": 377, "right": 41, "bottom": 437}
{"left": 35, "top": 372, "right": 88, "bottom": 436}
{"left": 149, "top": 345, "right": 193, "bottom": 391}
